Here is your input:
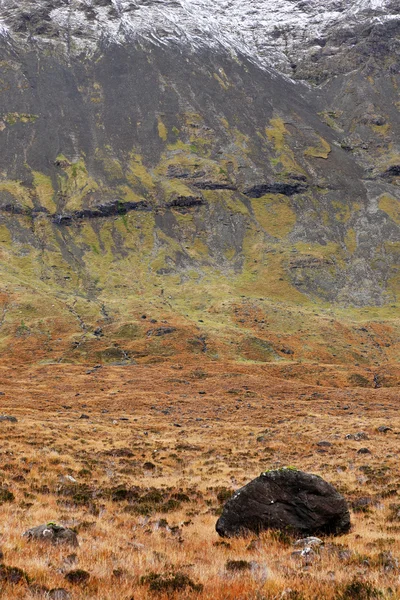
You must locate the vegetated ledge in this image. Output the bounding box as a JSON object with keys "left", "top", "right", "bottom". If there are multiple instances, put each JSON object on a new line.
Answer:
{"left": 244, "top": 179, "right": 308, "bottom": 198}
{"left": 52, "top": 199, "right": 152, "bottom": 225}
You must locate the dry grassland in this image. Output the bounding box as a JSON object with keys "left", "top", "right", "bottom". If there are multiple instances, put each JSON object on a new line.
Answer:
{"left": 0, "top": 360, "right": 399, "bottom": 599}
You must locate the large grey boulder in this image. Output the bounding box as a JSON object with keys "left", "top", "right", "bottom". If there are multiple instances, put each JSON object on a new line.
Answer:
{"left": 216, "top": 469, "right": 350, "bottom": 538}
{"left": 23, "top": 524, "right": 79, "bottom": 547}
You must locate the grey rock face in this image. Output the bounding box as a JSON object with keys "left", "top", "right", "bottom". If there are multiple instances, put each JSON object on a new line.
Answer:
{"left": 0, "top": 0, "right": 397, "bottom": 313}
{"left": 0, "top": 1, "right": 397, "bottom": 78}
{"left": 216, "top": 469, "right": 351, "bottom": 537}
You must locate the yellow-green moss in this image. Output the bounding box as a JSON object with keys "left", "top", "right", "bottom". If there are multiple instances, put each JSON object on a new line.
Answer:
{"left": 224, "top": 247, "right": 236, "bottom": 260}
{"left": 345, "top": 229, "right": 357, "bottom": 254}
{"left": 304, "top": 136, "right": 331, "bottom": 159}
{"left": 0, "top": 180, "right": 33, "bottom": 209}
{"left": 116, "top": 185, "right": 142, "bottom": 204}
{"left": 379, "top": 194, "right": 400, "bottom": 225}
{"left": 332, "top": 200, "right": 351, "bottom": 223}
{"left": 0, "top": 225, "right": 11, "bottom": 245}
{"left": 294, "top": 241, "right": 345, "bottom": 268}
{"left": 190, "top": 238, "right": 209, "bottom": 258}
{"left": 223, "top": 194, "right": 249, "bottom": 216}
{"left": 213, "top": 73, "right": 229, "bottom": 90}
{"left": 251, "top": 195, "right": 296, "bottom": 238}
{"left": 59, "top": 159, "right": 99, "bottom": 212}
{"left": 102, "top": 157, "right": 124, "bottom": 181}
{"left": 157, "top": 118, "right": 168, "bottom": 142}
{"left": 371, "top": 123, "right": 390, "bottom": 136}
{"left": 265, "top": 117, "right": 305, "bottom": 174}
{"left": 4, "top": 113, "right": 38, "bottom": 125}
{"left": 266, "top": 117, "right": 288, "bottom": 152}
{"left": 127, "top": 153, "right": 155, "bottom": 191}
{"left": 160, "top": 179, "right": 196, "bottom": 200}
{"left": 32, "top": 172, "right": 57, "bottom": 212}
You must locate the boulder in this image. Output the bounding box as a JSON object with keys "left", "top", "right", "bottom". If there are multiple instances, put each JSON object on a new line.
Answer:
{"left": 23, "top": 523, "right": 79, "bottom": 547}
{"left": 216, "top": 468, "right": 350, "bottom": 538}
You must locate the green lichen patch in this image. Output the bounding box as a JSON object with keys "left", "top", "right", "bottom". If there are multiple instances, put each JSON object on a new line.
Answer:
{"left": 379, "top": 195, "right": 400, "bottom": 225}
{"left": 32, "top": 171, "right": 57, "bottom": 212}
{"left": 251, "top": 194, "right": 296, "bottom": 239}
{"left": 304, "top": 136, "right": 331, "bottom": 159}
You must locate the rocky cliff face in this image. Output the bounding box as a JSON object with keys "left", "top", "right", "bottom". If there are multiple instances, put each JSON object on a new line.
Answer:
{"left": 0, "top": 0, "right": 398, "bottom": 370}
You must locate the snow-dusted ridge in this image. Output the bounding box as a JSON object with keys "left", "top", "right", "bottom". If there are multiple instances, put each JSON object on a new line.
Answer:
{"left": 0, "top": 0, "right": 398, "bottom": 70}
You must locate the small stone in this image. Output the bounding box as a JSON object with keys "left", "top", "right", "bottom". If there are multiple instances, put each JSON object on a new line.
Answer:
{"left": 59, "top": 475, "right": 77, "bottom": 484}
{"left": 351, "top": 497, "right": 373, "bottom": 512}
{"left": 301, "top": 547, "right": 316, "bottom": 562}
{"left": 354, "top": 432, "right": 369, "bottom": 441}
{"left": 294, "top": 537, "right": 323, "bottom": 548}
{"left": 316, "top": 441, "right": 332, "bottom": 447}
{"left": 48, "top": 589, "right": 71, "bottom": 600}
{"left": 357, "top": 448, "right": 371, "bottom": 454}
{"left": 79, "top": 414, "right": 90, "bottom": 420}
{"left": 377, "top": 426, "right": 392, "bottom": 433}
{"left": 292, "top": 547, "right": 317, "bottom": 564}
{"left": 0, "top": 415, "right": 17, "bottom": 423}
{"left": 345, "top": 432, "right": 369, "bottom": 441}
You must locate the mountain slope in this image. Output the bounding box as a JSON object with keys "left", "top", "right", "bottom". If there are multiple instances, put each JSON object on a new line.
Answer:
{"left": 0, "top": 0, "right": 398, "bottom": 376}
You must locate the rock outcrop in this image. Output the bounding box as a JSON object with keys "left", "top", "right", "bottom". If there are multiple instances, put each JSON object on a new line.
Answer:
{"left": 23, "top": 524, "right": 79, "bottom": 547}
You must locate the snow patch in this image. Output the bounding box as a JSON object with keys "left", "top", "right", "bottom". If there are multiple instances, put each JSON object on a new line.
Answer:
{"left": 0, "top": 0, "right": 396, "bottom": 69}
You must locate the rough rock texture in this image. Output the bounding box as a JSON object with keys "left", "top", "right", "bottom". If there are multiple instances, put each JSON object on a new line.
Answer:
{"left": 0, "top": 1, "right": 398, "bottom": 366}
{"left": 23, "top": 524, "right": 79, "bottom": 547}
{"left": 216, "top": 469, "right": 351, "bottom": 537}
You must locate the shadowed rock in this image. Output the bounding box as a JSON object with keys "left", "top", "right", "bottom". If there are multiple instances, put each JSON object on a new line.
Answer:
{"left": 216, "top": 468, "right": 350, "bottom": 538}
{"left": 23, "top": 523, "right": 79, "bottom": 547}
{"left": 53, "top": 199, "right": 151, "bottom": 225}
{"left": 244, "top": 181, "right": 307, "bottom": 197}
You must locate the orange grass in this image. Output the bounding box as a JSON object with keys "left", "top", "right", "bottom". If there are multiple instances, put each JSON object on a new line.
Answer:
{"left": 0, "top": 361, "right": 398, "bottom": 598}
